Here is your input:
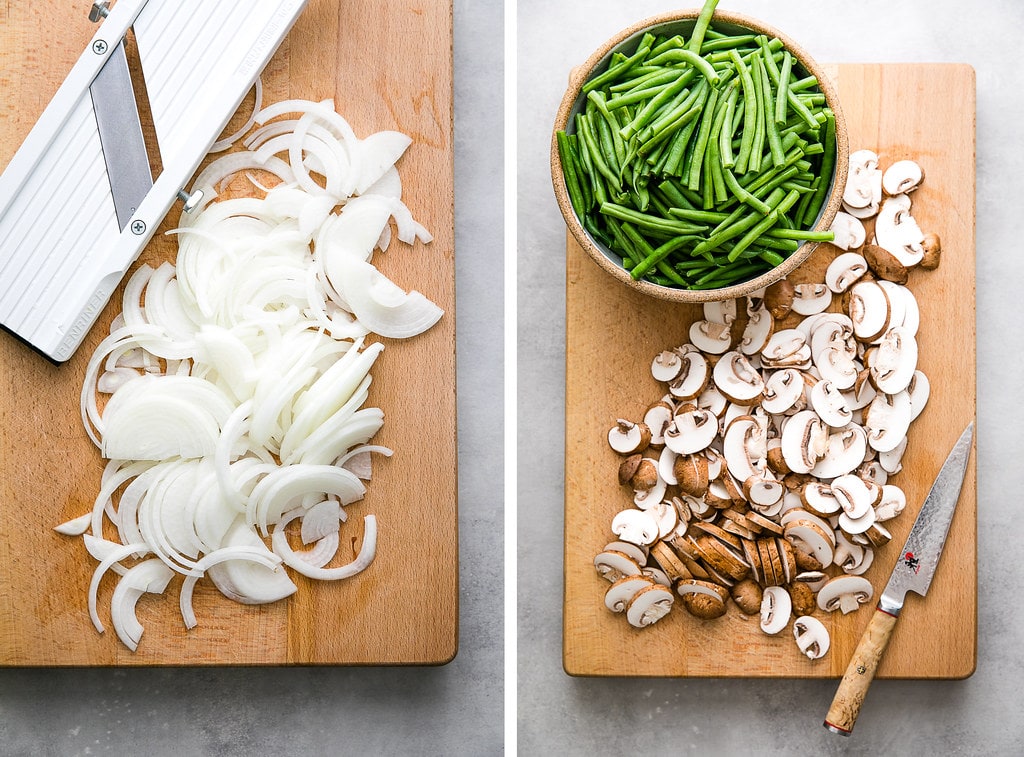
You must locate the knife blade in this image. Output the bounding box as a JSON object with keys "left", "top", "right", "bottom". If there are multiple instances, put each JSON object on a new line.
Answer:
{"left": 823, "top": 422, "right": 974, "bottom": 736}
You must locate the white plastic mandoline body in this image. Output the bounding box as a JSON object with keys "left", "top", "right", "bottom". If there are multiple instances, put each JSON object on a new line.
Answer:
{"left": 0, "top": 0, "right": 308, "bottom": 362}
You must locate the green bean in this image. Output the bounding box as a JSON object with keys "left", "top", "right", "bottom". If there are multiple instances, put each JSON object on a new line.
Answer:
{"left": 645, "top": 49, "right": 721, "bottom": 86}
{"left": 685, "top": 85, "right": 721, "bottom": 191}
{"left": 600, "top": 202, "right": 707, "bottom": 235}
{"left": 557, "top": 131, "right": 587, "bottom": 219}
{"left": 687, "top": 0, "right": 720, "bottom": 54}
{"left": 774, "top": 51, "right": 792, "bottom": 125}
{"left": 756, "top": 56, "right": 786, "bottom": 167}
{"left": 583, "top": 33, "right": 655, "bottom": 94}
{"left": 801, "top": 109, "right": 836, "bottom": 226}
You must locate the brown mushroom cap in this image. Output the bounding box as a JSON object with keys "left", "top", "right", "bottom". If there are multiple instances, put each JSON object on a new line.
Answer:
{"left": 730, "top": 578, "right": 763, "bottom": 615}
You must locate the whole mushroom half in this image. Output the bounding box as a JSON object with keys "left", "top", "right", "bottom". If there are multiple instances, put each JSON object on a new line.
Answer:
{"left": 816, "top": 575, "right": 874, "bottom": 614}
{"left": 793, "top": 616, "right": 830, "bottom": 660}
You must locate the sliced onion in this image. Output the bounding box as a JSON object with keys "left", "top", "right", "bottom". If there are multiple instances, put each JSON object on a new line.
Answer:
{"left": 110, "top": 559, "right": 174, "bottom": 651}
{"left": 272, "top": 513, "right": 377, "bottom": 580}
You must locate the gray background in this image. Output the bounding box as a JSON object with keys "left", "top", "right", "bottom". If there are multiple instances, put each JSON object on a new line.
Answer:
{"left": 0, "top": 1, "right": 504, "bottom": 755}
{"left": 519, "top": 0, "right": 1023, "bottom": 753}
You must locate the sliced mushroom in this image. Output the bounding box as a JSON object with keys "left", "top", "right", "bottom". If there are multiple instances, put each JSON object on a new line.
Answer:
{"left": 605, "top": 575, "right": 656, "bottom": 612}
{"left": 744, "top": 474, "right": 785, "bottom": 513}
{"left": 630, "top": 457, "right": 659, "bottom": 492}
{"left": 608, "top": 419, "right": 651, "bottom": 455}
{"left": 643, "top": 401, "right": 675, "bottom": 446}
{"left": 882, "top": 159, "right": 924, "bottom": 195}
{"left": 651, "top": 350, "right": 683, "bottom": 383}
{"left": 788, "top": 582, "right": 817, "bottom": 617}
{"left": 920, "top": 232, "right": 941, "bottom": 270}
{"left": 722, "top": 415, "right": 767, "bottom": 483}
{"left": 740, "top": 301, "right": 775, "bottom": 356}
{"left": 810, "top": 425, "right": 867, "bottom": 479}
{"left": 843, "top": 149, "right": 881, "bottom": 210}
{"left": 862, "top": 243, "right": 908, "bottom": 285}
{"left": 825, "top": 252, "right": 869, "bottom": 294}
{"left": 713, "top": 351, "right": 765, "bottom": 404}
{"left": 759, "top": 585, "right": 792, "bottom": 634}
{"left": 610, "top": 509, "right": 660, "bottom": 546}
{"left": 618, "top": 453, "right": 642, "bottom": 486}
{"left": 800, "top": 481, "right": 841, "bottom": 517}
{"left": 906, "top": 370, "right": 930, "bottom": 421}
{"left": 667, "top": 348, "right": 711, "bottom": 401}
{"left": 625, "top": 584, "right": 675, "bottom": 627}
{"left": 730, "top": 578, "right": 763, "bottom": 615}
{"left": 869, "top": 327, "right": 917, "bottom": 395}
{"left": 875, "top": 194, "right": 925, "bottom": 267}
{"left": 650, "top": 501, "right": 679, "bottom": 539}
{"left": 816, "top": 575, "right": 873, "bottom": 614}
{"left": 863, "top": 390, "right": 913, "bottom": 453}
{"left": 793, "top": 616, "right": 830, "bottom": 660}
{"left": 783, "top": 520, "right": 835, "bottom": 568}
{"left": 594, "top": 550, "right": 643, "bottom": 583}
{"left": 633, "top": 475, "right": 668, "bottom": 510}
{"left": 704, "top": 299, "right": 739, "bottom": 326}
{"left": 791, "top": 283, "right": 832, "bottom": 316}
{"left": 780, "top": 410, "right": 827, "bottom": 474}
{"left": 829, "top": 211, "right": 868, "bottom": 250}
{"left": 761, "top": 368, "right": 807, "bottom": 415}
{"left": 676, "top": 579, "right": 730, "bottom": 620}
{"left": 690, "top": 319, "right": 733, "bottom": 355}
{"left": 847, "top": 280, "right": 892, "bottom": 343}
{"left": 761, "top": 329, "right": 808, "bottom": 366}
{"left": 764, "top": 279, "right": 796, "bottom": 319}
{"left": 837, "top": 504, "right": 877, "bottom": 536}
{"left": 810, "top": 379, "right": 853, "bottom": 428}
{"left": 674, "top": 453, "right": 710, "bottom": 497}
{"left": 878, "top": 435, "right": 908, "bottom": 474}
{"left": 875, "top": 484, "right": 907, "bottom": 521}
{"left": 664, "top": 408, "right": 719, "bottom": 455}
{"left": 603, "top": 541, "right": 648, "bottom": 566}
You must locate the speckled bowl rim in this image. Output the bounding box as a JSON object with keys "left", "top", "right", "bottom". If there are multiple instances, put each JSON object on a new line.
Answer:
{"left": 551, "top": 9, "right": 849, "bottom": 303}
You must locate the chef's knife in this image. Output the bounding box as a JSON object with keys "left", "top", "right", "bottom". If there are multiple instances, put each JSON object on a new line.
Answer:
{"left": 823, "top": 422, "right": 974, "bottom": 736}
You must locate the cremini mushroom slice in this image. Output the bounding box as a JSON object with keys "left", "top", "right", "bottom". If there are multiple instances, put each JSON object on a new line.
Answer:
{"left": 704, "top": 299, "right": 739, "bottom": 326}
{"left": 847, "top": 280, "right": 892, "bottom": 343}
{"left": 761, "top": 329, "right": 808, "bottom": 366}
{"left": 788, "top": 582, "right": 817, "bottom": 617}
{"left": 676, "top": 579, "right": 730, "bottom": 620}
{"left": 633, "top": 474, "right": 667, "bottom": 510}
{"left": 618, "top": 454, "right": 643, "bottom": 486}
{"left": 761, "top": 368, "right": 807, "bottom": 415}
{"left": 764, "top": 279, "right": 796, "bottom": 319}
{"left": 674, "top": 453, "right": 710, "bottom": 497}
{"left": 625, "top": 584, "right": 675, "bottom": 627}
{"left": 920, "top": 232, "right": 941, "bottom": 270}
{"left": 651, "top": 350, "right": 683, "bottom": 383}
{"left": 870, "top": 327, "right": 918, "bottom": 395}
{"left": 878, "top": 280, "right": 919, "bottom": 336}
{"left": 780, "top": 410, "right": 827, "bottom": 474}
{"left": 740, "top": 301, "right": 774, "bottom": 356}
{"left": 610, "top": 509, "right": 660, "bottom": 546}
{"left": 790, "top": 283, "right": 832, "bottom": 316}
{"left": 658, "top": 446, "right": 679, "bottom": 485}
{"left": 649, "top": 540, "right": 692, "bottom": 584}
{"left": 793, "top": 616, "right": 830, "bottom": 660}
{"left": 831, "top": 474, "right": 881, "bottom": 519}
{"left": 801, "top": 481, "right": 841, "bottom": 518}
{"left": 816, "top": 575, "right": 874, "bottom": 614}
{"left": 730, "top": 578, "right": 763, "bottom": 615}
{"left": 759, "top": 585, "right": 792, "bottom": 634}
{"left": 594, "top": 550, "right": 643, "bottom": 583}
{"left": 825, "top": 252, "right": 869, "bottom": 294}
{"left": 810, "top": 379, "right": 853, "bottom": 428}
{"left": 650, "top": 501, "right": 679, "bottom": 539}
{"left": 696, "top": 385, "right": 729, "bottom": 418}
{"left": 907, "top": 370, "right": 930, "bottom": 421}
{"left": 875, "top": 484, "right": 907, "bottom": 521}
{"left": 863, "top": 390, "right": 913, "bottom": 453}
{"left": 643, "top": 401, "right": 675, "bottom": 446}
{"left": 607, "top": 419, "right": 651, "bottom": 455}
{"left": 689, "top": 319, "right": 734, "bottom": 355}
{"left": 874, "top": 194, "right": 925, "bottom": 267}
{"left": 837, "top": 504, "right": 877, "bottom": 536}
{"left": 713, "top": 351, "right": 765, "bottom": 404}
{"left": 829, "top": 211, "right": 868, "bottom": 250}
{"left": 630, "top": 457, "right": 659, "bottom": 492}
{"left": 664, "top": 408, "right": 719, "bottom": 455}
{"left": 603, "top": 541, "right": 648, "bottom": 566}
{"left": 642, "top": 566, "right": 672, "bottom": 587}
{"left": 743, "top": 474, "right": 785, "bottom": 513}
{"left": 722, "top": 415, "right": 767, "bottom": 483}
{"left": 843, "top": 149, "right": 881, "bottom": 209}
{"left": 878, "top": 436, "right": 908, "bottom": 474}
{"left": 862, "top": 243, "right": 909, "bottom": 285}
{"left": 783, "top": 520, "right": 835, "bottom": 569}
{"left": 605, "top": 575, "right": 656, "bottom": 613}
{"left": 666, "top": 347, "right": 711, "bottom": 401}
{"left": 882, "top": 159, "right": 924, "bottom": 195}
{"left": 811, "top": 425, "right": 868, "bottom": 479}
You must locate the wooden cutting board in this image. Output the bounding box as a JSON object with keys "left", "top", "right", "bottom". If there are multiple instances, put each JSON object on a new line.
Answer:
{"left": 0, "top": 0, "right": 457, "bottom": 666}
{"left": 564, "top": 64, "right": 976, "bottom": 678}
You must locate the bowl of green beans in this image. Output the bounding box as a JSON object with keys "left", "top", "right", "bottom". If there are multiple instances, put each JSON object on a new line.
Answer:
{"left": 552, "top": 1, "right": 848, "bottom": 301}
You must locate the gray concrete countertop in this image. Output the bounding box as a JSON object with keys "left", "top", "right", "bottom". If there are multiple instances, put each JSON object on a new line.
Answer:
{"left": 518, "top": 0, "right": 1023, "bottom": 753}
{"left": 0, "top": 1, "right": 504, "bottom": 755}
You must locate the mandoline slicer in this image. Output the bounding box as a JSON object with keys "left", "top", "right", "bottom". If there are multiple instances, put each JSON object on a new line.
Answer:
{"left": 0, "top": 0, "right": 309, "bottom": 362}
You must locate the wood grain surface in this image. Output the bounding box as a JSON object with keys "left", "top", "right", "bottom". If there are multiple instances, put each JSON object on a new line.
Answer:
{"left": 0, "top": 0, "right": 457, "bottom": 666}
{"left": 564, "top": 64, "right": 976, "bottom": 678}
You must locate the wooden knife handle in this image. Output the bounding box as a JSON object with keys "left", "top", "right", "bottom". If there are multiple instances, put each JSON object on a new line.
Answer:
{"left": 823, "top": 607, "right": 899, "bottom": 736}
